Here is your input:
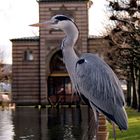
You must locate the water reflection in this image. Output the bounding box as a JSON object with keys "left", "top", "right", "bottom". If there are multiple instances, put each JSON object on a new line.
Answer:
{"left": 0, "top": 110, "right": 14, "bottom": 140}
{"left": 48, "top": 108, "right": 82, "bottom": 140}
{"left": 0, "top": 106, "right": 96, "bottom": 140}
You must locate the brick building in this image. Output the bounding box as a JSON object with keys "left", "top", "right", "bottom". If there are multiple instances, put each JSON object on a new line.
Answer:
{"left": 11, "top": 0, "right": 109, "bottom": 105}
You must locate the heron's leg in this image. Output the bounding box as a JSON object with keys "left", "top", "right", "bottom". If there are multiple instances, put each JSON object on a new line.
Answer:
{"left": 112, "top": 122, "right": 116, "bottom": 140}
{"left": 94, "top": 109, "right": 99, "bottom": 128}
{"left": 93, "top": 109, "right": 99, "bottom": 140}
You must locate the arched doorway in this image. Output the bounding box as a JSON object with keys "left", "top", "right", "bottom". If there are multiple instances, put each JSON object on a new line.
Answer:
{"left": 48, "top": 50, "right": 79, "bottom": 105}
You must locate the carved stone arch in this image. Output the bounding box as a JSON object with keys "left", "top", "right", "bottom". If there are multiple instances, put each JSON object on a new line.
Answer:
{"left": 50, "top": 50, "right": 67, "bottom": 74}
{"left": 46, "top": 47, "right": 60, "bottom": 77}
{"left": 47, "top": 49, "right": 72, "bottom": 101}
{"left": 46, "top": 45, "right": 80, "bottom": 104}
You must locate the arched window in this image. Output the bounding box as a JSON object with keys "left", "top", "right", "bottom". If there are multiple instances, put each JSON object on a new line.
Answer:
{"left": 48, "top": 50, "right": 80, "bottom": 104}
{"left": 50, "top": 50, "right": 67, "bottom": 73}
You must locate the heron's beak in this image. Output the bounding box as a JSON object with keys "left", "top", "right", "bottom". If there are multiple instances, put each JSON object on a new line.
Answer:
{"left": 30, "top": 20, "right": 52, "bottom": 27}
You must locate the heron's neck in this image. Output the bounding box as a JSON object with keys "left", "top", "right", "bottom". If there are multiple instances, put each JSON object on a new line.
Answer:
{"left": 61, "top": 22, "right": 79, "bottom": 88}
{"left": 61, "top": 22, "right": 79, "bottom": 66}
{"left": 62, "top": 22, "right": 79, "bottom": 61}
{"left": 62, "top": 22, "right": 79, "bottom": 49}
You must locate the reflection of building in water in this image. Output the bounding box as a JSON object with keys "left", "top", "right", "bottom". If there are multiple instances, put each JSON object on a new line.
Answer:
{"left": 48, "top": 107, "right": 95, "bottom": 140}
{"left": 11, "top": 0, "right": 109, "bottom": 105}
{"left": 11, "top": 107, "right": 95, "bottom": 140}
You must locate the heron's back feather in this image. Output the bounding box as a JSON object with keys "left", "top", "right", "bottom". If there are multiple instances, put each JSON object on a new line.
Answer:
{"left": 75, "top": 53, "right": 128, "bottom": 130}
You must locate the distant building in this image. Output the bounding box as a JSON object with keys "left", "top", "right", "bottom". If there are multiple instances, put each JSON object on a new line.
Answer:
{"left": 11, "top": 0, "right": 109, "bottom": 105}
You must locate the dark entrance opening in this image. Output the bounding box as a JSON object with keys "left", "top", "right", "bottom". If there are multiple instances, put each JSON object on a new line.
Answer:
{"left": 48, "top": 76, "right": 72, "bottom": 96}
{"left": 48, "top": 76, "right": 73, "bottom": 104}
{"left": 48, "top": 50, "right": 80, "bottom": 105}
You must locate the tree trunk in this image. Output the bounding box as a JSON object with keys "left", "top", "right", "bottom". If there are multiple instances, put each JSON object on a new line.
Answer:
{"left": 138, "top": 69, "right": 140, "bottom": 112}
{"left": 131, "top": 66, "right": 138, "bottom": 109}
{"left": 127, "top": 72, "right": 132, "bottom": 106}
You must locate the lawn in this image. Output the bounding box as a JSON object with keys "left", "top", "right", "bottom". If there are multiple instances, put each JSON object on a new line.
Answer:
{"left": 108, "top": 107, "right": 140, "bottom": 140}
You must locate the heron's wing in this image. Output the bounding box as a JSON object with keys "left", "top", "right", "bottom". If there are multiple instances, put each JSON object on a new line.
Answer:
{"left": 75, "top": 53, "right": 127, "bottom": 129}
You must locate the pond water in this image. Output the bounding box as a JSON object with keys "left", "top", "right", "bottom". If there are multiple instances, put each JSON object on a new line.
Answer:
{"left": 0, "top": 106, "right": 96, "bottom": 140}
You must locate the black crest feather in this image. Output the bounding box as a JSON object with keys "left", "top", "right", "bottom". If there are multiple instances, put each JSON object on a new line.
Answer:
{"left": 55, "top": 15, "right": 72, "bottom": 22}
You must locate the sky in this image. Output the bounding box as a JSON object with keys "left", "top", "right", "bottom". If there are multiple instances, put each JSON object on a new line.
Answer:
{"left": 0, "top": 0, "right": 108, "bottom": 64}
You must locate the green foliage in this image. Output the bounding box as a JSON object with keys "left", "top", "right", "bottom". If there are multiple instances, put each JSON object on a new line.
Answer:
{"left": 108, "top": 108, "right": 140, "bottom": 140}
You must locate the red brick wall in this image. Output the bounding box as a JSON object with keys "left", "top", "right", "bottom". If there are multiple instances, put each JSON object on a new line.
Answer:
{"left": 12, "top": 40, "right": 40, "bottom": 105}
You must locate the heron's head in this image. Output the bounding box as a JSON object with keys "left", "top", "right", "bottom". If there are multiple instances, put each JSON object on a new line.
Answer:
{"left": 30, "top": 15, "right": 74, "bottom": 30}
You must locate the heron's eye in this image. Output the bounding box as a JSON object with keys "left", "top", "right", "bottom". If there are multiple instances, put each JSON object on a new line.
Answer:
{"left": 53, "top": 19, "right": 59, "bottom": 24}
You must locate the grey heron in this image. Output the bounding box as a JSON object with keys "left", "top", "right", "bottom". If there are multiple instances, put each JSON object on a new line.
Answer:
{"left": 31, "top": 15, "right": 128, "bottom": 139}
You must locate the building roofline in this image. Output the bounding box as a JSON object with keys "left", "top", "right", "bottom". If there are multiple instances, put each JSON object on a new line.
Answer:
{"left": 10, "top": 36, "right": 39, "bottom": 42}
{"left": 11, "top": 35, "right": 106, "bottom": 42}
{"left": 37, "top": 0, "right": 89, "bottom": 2}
